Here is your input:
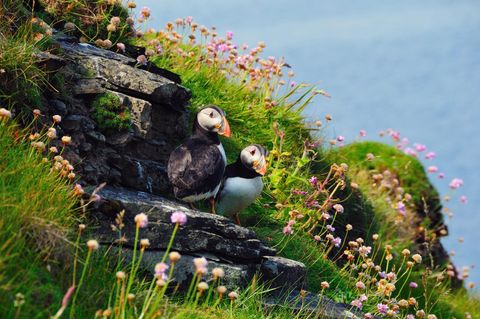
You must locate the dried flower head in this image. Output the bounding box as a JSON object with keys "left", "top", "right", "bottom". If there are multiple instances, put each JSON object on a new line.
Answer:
{"left": 212, "top": 267, "right": 225, "bottom": 279}
{"left": 169, "top": 251, "right": 181, "bottom": 263}
{"left": 87, "top": 239, "right": 99, "bottom": 251}
{"left": 134, "top": 213, "right": 148, "bottom": 228}
{"left": 140, "top": 238, "right": 150, "bottom": 249}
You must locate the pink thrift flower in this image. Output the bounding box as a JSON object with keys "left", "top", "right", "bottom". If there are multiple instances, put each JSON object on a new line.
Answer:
{"left": 427, "top": 166, "right": 438, "bottom": 173}
{"left": 460, "top": 195, "right": 468, "bottom": 204}
{"left": 136, "top": 54, "right": 147, "bottom": 66}
{"left": 414, "top": 143, "right": 427, "bottom": 152}
{"left": 309, "top": 176, "right": 318, "bottom": 187}
{"left": 336, "top": 135, "right": 345, "bottom": 142}
{"left": 425, "top": 151, "right": 436, "bottom": 160}
{"left": 359, "top": 130, "right": 366, "bottom": 137}
{"left": 171, "top": 211, "right": 188, "bottom": 225}
{"left": 409, "top": 281, "right": 418, "bottom": 289}
{"left": 390, "top": 131, "right": 400, "bottom": 142}
{"left": 283, "top": 225, "right": 293, "bottom": 235}
{"left": 134, "top": 213, "right": 148, "bottom": 228}
{"left": 290, "top": 81, "right": 296, "bottom": 88}
{"left": 226, "top": 31, "right": 234, "bottom": 40}
{"left": 396, "top": 202, "right": 406, "bottom": 216}
{"left": 449, "top": 178, "right": 464, "bottom": 189}
{"left": 333, "top": 204, "right": 344, "bottom": 214}
{"left": 332, "top": 237, "right": 342, "bottom": 247}
{"left": 404, "top": 147, "right": 417, "bottom": 157}
{"left": 116, "top": 42, "right": 126, "bottom": 52}
{"left": 438, "top": 172, "right": 445, "bottom": 179}
{"left": 185, "top": 16, "right": 193, "bottom": 24}
{"left": 377, "top": 304, "right": 388, "bottom": 314}
{"left": 155, "top": 262, "right": 169, "bottom": 280}
{"left": 140, "top": 7, "right": 151, "bottom": 18}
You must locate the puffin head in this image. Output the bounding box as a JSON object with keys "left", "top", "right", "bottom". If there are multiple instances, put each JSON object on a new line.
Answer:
{"left": 196, "top": 105, "right": 231, "bottom": 137}
{"left": 240, "top": 144, "right": 268, "bottom": 175}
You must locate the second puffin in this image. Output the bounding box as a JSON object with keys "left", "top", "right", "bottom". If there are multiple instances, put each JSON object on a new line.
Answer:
{"left": 216, "top": 144, "right": 268, "bottom": 224}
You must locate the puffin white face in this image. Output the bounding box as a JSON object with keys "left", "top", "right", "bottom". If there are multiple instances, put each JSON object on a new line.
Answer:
{"left": 197, "top": 107, "right": 231, "bottom": 137}
{"left": 240, "top": 144, "right": 268, "bottom": 175}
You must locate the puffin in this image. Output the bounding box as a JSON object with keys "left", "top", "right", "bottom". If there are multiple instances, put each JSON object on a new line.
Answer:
{"left": 216, "top": 144, "right": 268, "bottom": 224}
{"left": 167, "top": 105, "right": 231, "bottom": 213}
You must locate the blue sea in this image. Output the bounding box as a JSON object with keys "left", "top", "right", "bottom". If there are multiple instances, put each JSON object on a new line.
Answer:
{"left": 137, "top": 0, "right": 480, "bottom": 285}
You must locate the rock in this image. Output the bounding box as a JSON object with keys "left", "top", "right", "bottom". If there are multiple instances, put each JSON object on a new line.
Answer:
{"left": 108, "top": 90, "right": 152, "bottom": 138}
{"left": 91, "top": 187, "right": 275, "bottom": 261}
{"left": 85, "top": 130, "right": 106, "bottom": 143}
{"left": 45, "top": 37, "right": 190, "bottom": 195}
{"left": 264, "top": 290, "right": 371, "bottom": 319}
{"left": 58, "top": 41, "right": 191, "bottom": 111}
{"left": 260, "top": 256, "right": 307, "bottom": 291}
{"left": 136, "top": 250, "right": 255, "bottom": 289}
{"left": 49, "top": 99, "right": 68, "bottom": 117}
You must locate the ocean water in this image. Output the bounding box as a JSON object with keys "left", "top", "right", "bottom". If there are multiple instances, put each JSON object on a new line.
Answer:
{"left": 136, "top": 0, "right": 480, "bottom": 285}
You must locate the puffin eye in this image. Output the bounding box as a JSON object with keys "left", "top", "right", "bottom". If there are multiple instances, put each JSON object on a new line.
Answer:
{"left": 250, "top": 149, "right": 256, "bottom": 155}
{"left": 209, "top": 112, "right": 214, "bottom": 118}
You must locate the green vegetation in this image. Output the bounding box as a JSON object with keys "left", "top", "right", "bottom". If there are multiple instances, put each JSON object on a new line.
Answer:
{"left": 0, "top": 119, "right": 76, "bottom": 317}
{"left": 91, "top": 92, "right": 132, "bottom": 132}
{"left": 0, "top": 1, "right": 479, "bottom": 319}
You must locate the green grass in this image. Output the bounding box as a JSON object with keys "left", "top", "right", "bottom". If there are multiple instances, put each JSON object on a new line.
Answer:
{"left": 0, "top": 119, "right": 76, "bottom": 317}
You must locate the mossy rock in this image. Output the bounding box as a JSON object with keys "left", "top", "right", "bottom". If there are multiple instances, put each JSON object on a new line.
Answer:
{"left": 90, "top": 92, "right": 131, "bottom": 132}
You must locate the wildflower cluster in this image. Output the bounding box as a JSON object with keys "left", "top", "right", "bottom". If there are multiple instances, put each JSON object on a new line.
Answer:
{"left": 57, "top": 210, "right": 241, "bottom": 318}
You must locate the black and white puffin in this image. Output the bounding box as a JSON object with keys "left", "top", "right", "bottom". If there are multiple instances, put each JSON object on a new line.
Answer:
{"left": 167, "top": 105, "right": 231, "bottom": 213}
{"left": 216, "top": 144, "right": 268, "bottom": 224}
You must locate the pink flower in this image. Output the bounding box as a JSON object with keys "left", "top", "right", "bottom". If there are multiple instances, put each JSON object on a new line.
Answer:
{"left": 134, "top": 213, "right": 148, "bottom": 228}
{"left": 116, "top": 42, "right": 126, "bottom": 52}
{"left": 425, "top": 151, "right": 436, "bottom": 160}
{"left": 309, "top": 176, "right": 318, "bottom": 187}
{"left": 336, "top": 135, "right": 344, "bottom": 142}
{"left": 140, "top": 7, "right": 151, "bottom": 18}
{"left": 409, "top": 281, "right": 418, "bottom": 289}
{"left": 404, "top": 147, "right": 417, "bottom": 157}
{"left": 438, "top": 172, "right": 445, "bottom": 179}
{"left": 314, "top": 235, "right": 321, "bottom": 241}
{"left": 414, "top": 143, "right": 426, "bottom": 152}
{"left": 449, "top": 178, "right": 464, "bottom": 190}
{"left": 332, "top": 237, "right": 342, "bottom": 247}
{"left": 155, "top": 262, "right": 169, "bottom": 280}
{"left": 427, "top": 166, "right": 438, "bottom": 173}
{"left": 396, "top": 202, "right": 406, "bottom": 216}
{"left": 364, "top": 313, "right": 373, "bottom": 319}
{"left": 377, "top": 304, "right": 388, "bottom": 314}
{"left": 390, "top": 130, "right": 400, "bottom": 142}
{"left": 350, "top": 299, "right": 362, "bottom": 309}
{"left": 171, "top": 211, "right": 187, "bottom": 225}
{"left": 326, "top": 225, "right": 335, "bottom": 232}
{"left": 226, "top": 31, "right": 234, "bottom": 40}
{"left": 290, "top": 81, "right": 296, "bottom": 88}
{"left": 283, "top": 225, "right": 293, "bottom": 235}
{"left": 460, "top": 195, "right": 468, "bottom": 204}
{"left": 359, "top": 130, "right": 366, "bottom": 137}
{"left": 136, "top": 54, "right": 147, "bottom": 66}
{"left": 333, "top": 204, "right": 344, "bottom": 214}
{"left": 185, "top": 16, "right": 193, "bottom": 24}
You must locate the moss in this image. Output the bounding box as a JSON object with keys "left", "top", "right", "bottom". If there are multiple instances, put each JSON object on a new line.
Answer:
{"left": 90, "top": 92, "right": 131, "bottom": 132}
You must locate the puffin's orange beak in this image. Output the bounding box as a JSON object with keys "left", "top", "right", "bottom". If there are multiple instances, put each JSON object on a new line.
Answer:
{"left": 218, "top": 117, "right": 231, "bottom": 137}
{"left": 254, "top": 156, "right": 267, "bottom": 175}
